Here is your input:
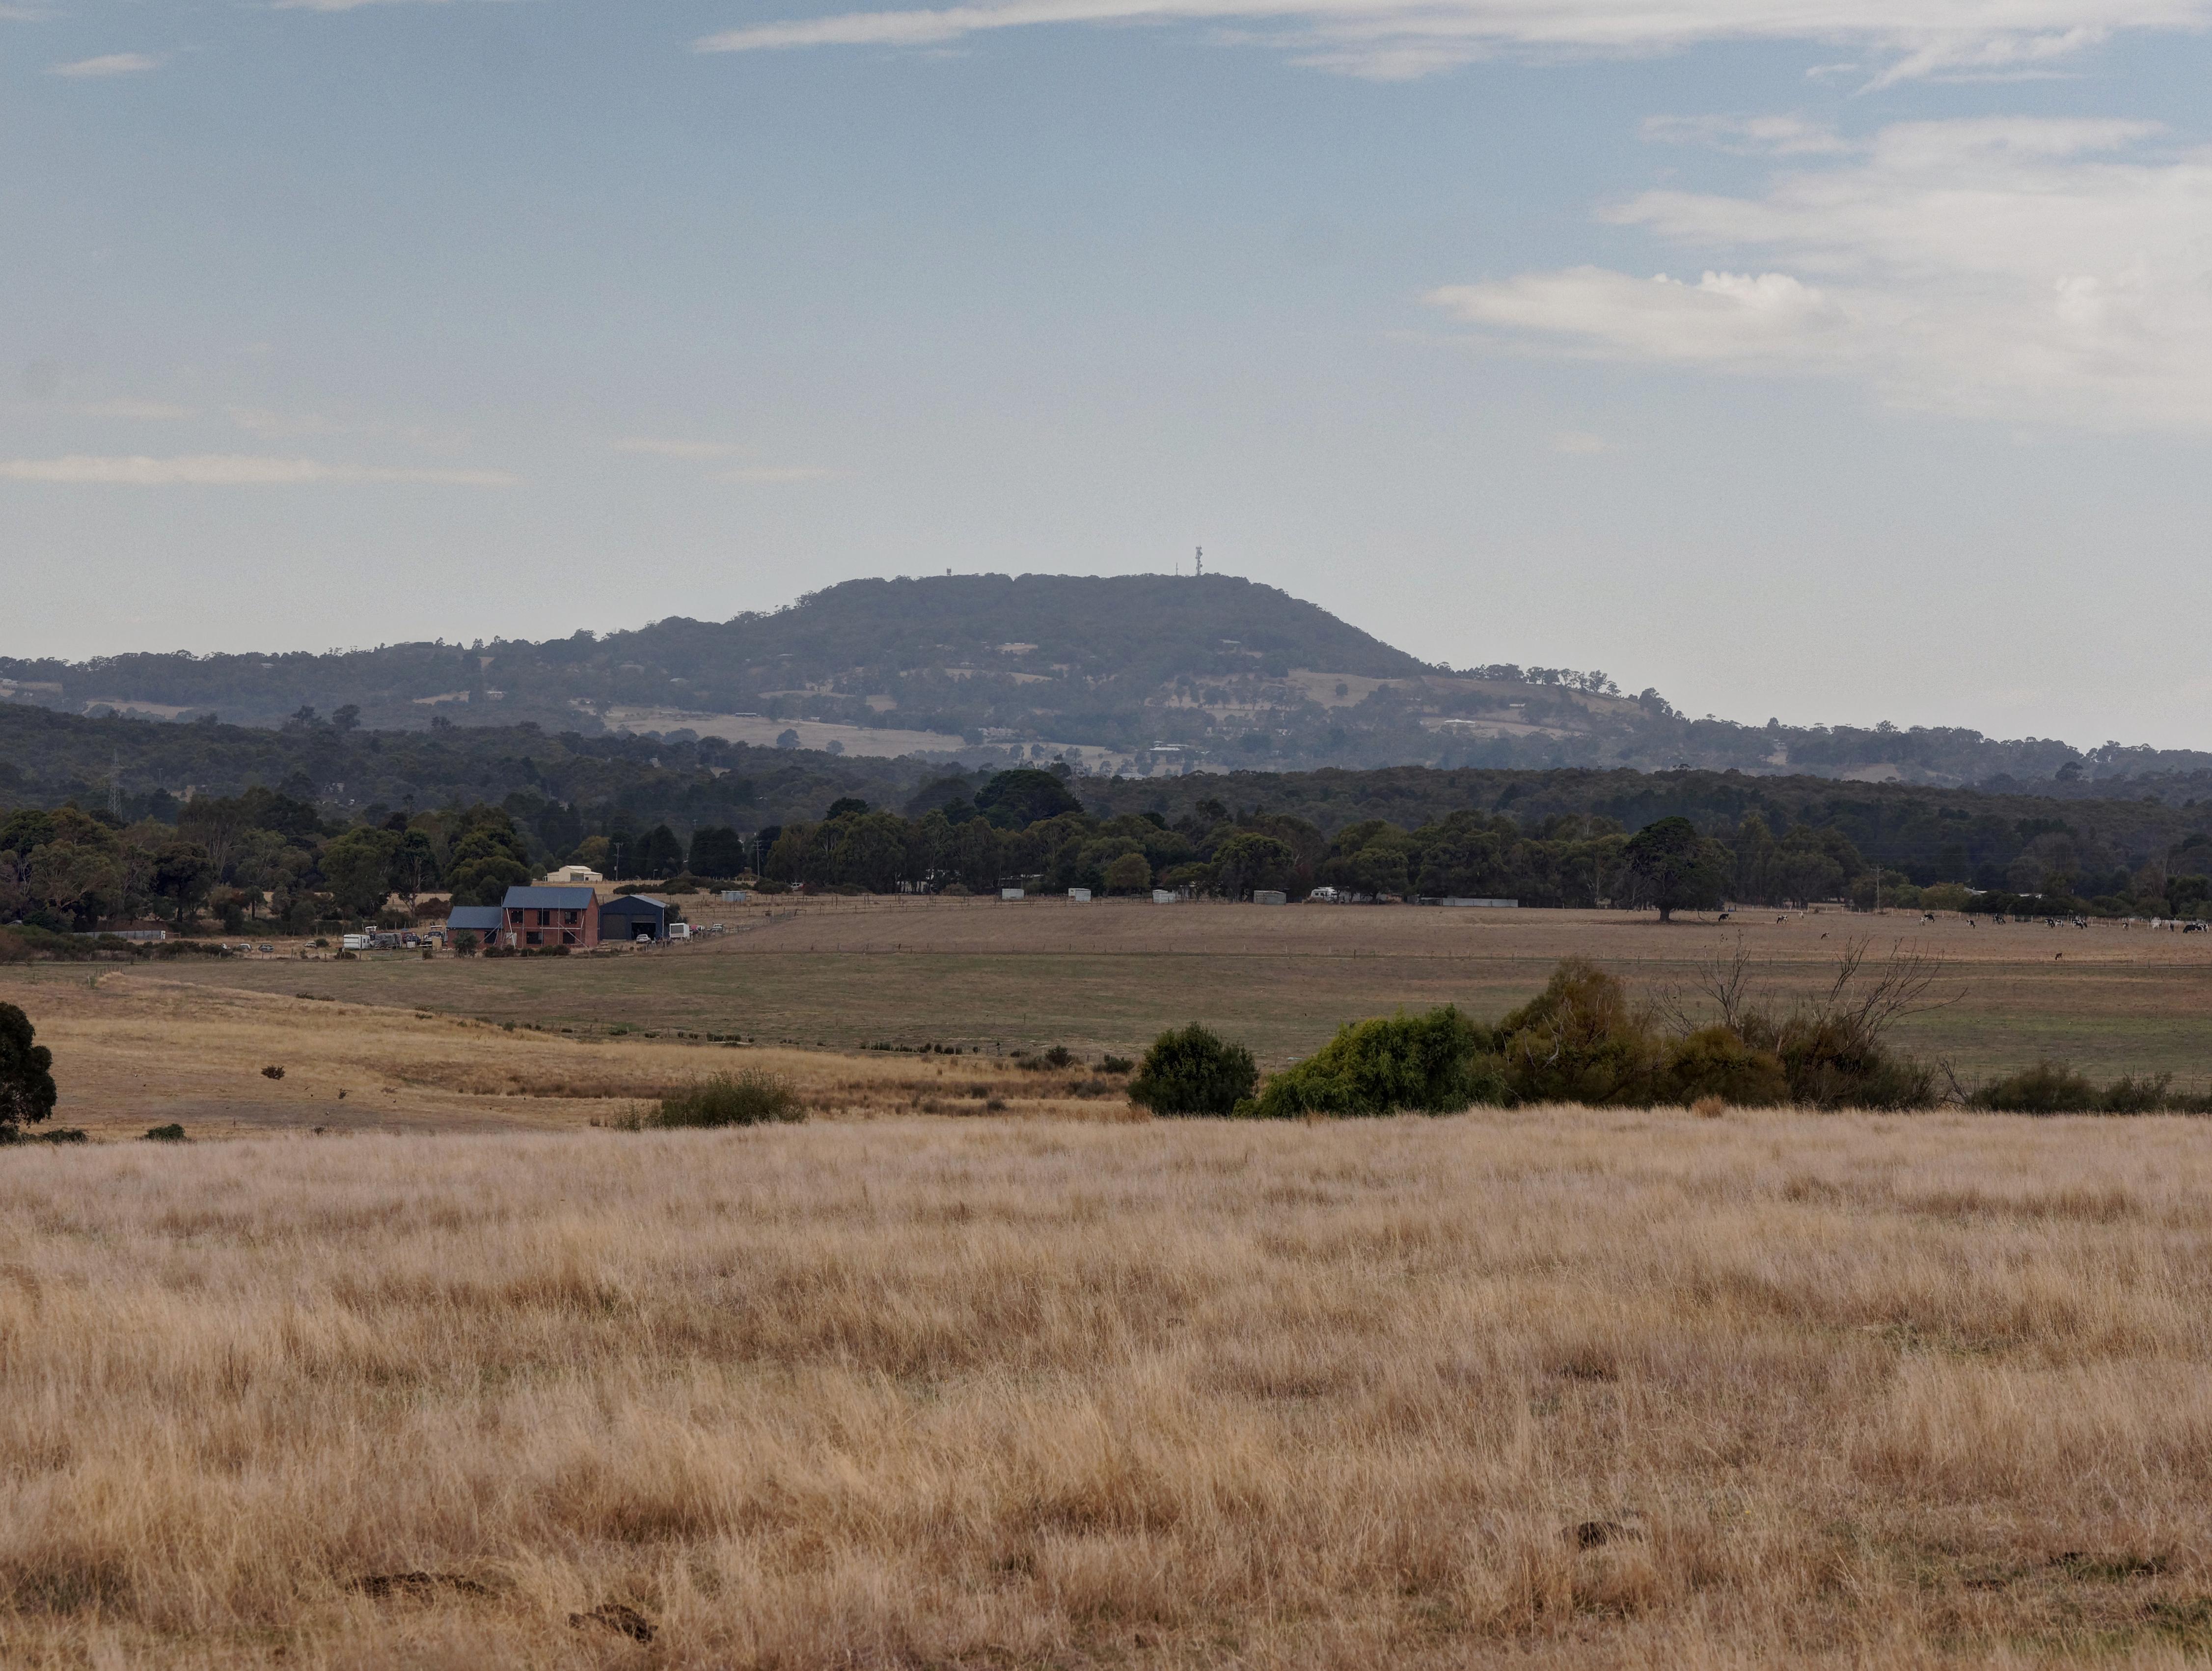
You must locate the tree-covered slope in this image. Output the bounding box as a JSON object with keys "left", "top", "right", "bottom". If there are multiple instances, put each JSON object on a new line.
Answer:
{"left": 7, "top": 571, "right": 2212, "bottom": 789}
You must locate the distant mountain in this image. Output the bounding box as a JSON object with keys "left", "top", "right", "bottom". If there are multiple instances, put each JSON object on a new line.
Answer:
{"left": 5, "top": 572, "right": 2209, "bottom": 791}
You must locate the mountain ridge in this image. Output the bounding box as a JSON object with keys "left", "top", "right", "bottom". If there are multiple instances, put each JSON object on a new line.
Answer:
{"left": 3, "top": 573, "right": 2203, "bottom": 791}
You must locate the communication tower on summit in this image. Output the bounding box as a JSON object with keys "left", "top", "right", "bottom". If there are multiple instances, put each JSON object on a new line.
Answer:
{"left": 1194, "top": 547, "right": 1203, "bottom": 577}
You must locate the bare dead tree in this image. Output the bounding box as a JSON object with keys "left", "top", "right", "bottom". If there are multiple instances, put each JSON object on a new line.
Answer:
{"left": 1816, "top": 938, "right": 1959, "bottom": 1045}
{"left": 1653, "top": 934, "right": 1760, "bottom": 1037}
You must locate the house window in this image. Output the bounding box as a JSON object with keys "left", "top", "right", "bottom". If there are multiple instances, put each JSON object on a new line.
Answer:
{"left": 525, "top": 931, "right": 542, "bottom": 946}
{"left": 563, "top": 910, "right": 580, "bottom": 925}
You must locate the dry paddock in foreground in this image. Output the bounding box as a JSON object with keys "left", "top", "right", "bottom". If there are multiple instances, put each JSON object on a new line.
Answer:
{"left": 7, "top": 1111, "right": 2212, "bottom": 1668}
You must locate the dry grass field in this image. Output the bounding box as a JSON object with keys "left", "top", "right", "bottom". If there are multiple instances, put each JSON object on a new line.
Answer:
{"left": 0, "top": 969, "right": 1125, "bottom": 1139}
{"left": 140, "top": 896, "right": 2212, "bottom": 1082}
{"left": 9, "top": 1110, "right": 2212, "bottom": 1667}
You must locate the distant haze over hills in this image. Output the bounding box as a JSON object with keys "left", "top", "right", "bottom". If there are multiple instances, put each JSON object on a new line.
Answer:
{"left": 4, "top": 573, "right": 2208, "bottom": 791}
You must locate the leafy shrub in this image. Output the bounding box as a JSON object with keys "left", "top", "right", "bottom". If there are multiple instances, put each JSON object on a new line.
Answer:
{"left": 1099, "top": 1055, "right": 1134, "bottom": 1074}
{"left": 1495, "top": 959, "right": 1665, "bottom": 1106}
{"left": 1041, "top": 1045, "right": 1075, "bottom": 1069}
{"left": 143, "top": 1123, "right": 187, "bottom": 1143}
{"left": 1253, "top": 1007, "right": 1502, "bottom": 1118}
{"left": 1657, "top": 1025, "right": 1788, "bottom": 1107}
{"left": 1972, "top": 1060, "right": 2112, "bottom": 1114}
{"left": 2103, "top": 1072, "right": 2178, "bottom": 1113}
{"left": 649, "top": 1070, "right": 804, "bottom": 1129}
{"left": 1759, "top": 1014, "right": 1935, "bottom": 1110}
{"left": 1127, "top": 1025, "right": 1257, "bottom": 1116}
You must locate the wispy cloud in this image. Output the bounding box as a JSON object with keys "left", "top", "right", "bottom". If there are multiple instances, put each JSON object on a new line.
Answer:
{"left": 714, "top": 465, "right": 836, "bottom": 484}
{"left": 1640, "top": 114, "right": 1852, "bottom": 156}
{"left": 0, "top": 455, "right": 519, "bottom": 487}
{"left": 1550, "top": 431, "right": 1608, "bottom": 454}
{"left": 614, "top": 437, "right": 750, "bottom": 460}
{"left": 49, "top": 53, "right": 160, "bottom": 78}
{"left": 1427, "top": 117, "right": 2212, "bottom": 432}
{"left": 691, "top": 0, "right": 2209, "bottom": 83}
{"left": 76, "top": 399, "right": 198, "bottom": 421}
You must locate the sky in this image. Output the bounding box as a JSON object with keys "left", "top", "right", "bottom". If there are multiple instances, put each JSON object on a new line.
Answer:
{"left": 5, "top": 1, "right": 2212, "bottom": 748}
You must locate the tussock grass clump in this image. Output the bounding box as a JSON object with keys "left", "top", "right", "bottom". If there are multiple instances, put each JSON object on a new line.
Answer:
{"left": 648, "top": 1069, "right": 803, "bottom": 1129}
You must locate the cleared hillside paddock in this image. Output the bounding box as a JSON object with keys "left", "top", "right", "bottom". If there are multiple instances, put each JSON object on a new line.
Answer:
{"left": 5, "top": 1110, "right": 2212, "bottom": 1667}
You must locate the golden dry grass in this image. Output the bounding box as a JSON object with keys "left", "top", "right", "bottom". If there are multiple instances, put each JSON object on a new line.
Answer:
{"left": 0, "top": 970, "right": 1125, "bottom": 1137}
{"left": 8, "top": 1109, "right": 2212, "bottom": 1666}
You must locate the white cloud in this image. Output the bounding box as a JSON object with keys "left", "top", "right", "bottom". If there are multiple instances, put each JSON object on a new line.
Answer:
{"left": 49, "top": 53, "right": 160, "bottom": 78}
{"left": 0, "top": 6, "right": 54, "bottom": 21}
{"left": 692, "top": 0, "right": 2212, "bottom": 83}
{"left": 1640, "top": 114, "right": 1850, "bottom": 156}
{"left": 0, "top": 455, "right": 519, "bottom": 486}
{"left": 614, "top": 437, "right": 749, "bottom": 460}
{"left": 1427, "top": 117, "right": 2212, "bottom": 432}
{"left": 714, "top": 466, "right": 836, "bottom": 484}
{"left": 1550, "top": 430, "right": 1608, "bottom": 454}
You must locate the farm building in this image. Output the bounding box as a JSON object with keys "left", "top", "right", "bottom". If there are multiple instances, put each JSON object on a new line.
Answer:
{"left": 497, "top": 885, "right": 601, "bottom": 950}
{"left": 446, "top": 905, "right": 503, "bottom": 940}
{"left": 600, "top": 894, "right": 671, "bottom": 943}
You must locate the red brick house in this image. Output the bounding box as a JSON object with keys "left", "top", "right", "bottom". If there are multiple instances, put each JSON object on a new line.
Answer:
{"left": 498, "top": 885, "right": 601, "bottom": 949}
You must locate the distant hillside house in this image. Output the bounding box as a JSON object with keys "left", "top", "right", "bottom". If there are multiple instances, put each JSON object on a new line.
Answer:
{"left": 600, "top": 894, "right": 670, "bottom": 944}
{"left": 499, "top": 885, "right": 601, "bottom": 949}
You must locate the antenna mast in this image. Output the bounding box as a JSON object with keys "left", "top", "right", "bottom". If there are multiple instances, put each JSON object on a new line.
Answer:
{"left": 1194, "top": 546, "right": 1203, "bottom": 577}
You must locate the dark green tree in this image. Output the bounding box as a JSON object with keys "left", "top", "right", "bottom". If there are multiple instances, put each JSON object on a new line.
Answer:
{"left": 0, "top": 1003, "right": 57, "bottom": 1138}
{"left": 1618, "top": 816, "right": 1730, "bottom": 921}
{"left": 974, "top": 768, "right": 1082, "bottom": 829}
{"left": 637, "top": 824, "right": 686, "bottom": 878}
{"left": 1211, "top": 831, "right": 1297, "bottom": 899}
{"left": 147, "top": 838, "right": 216, "bottom": 927}
{"left": 688, "top": 826, "right": 748, "bottom": 877}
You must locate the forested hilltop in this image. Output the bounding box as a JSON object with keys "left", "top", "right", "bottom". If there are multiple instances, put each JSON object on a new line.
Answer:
{"left": 6, "top": 573, "right": 2206, "bottom": 787}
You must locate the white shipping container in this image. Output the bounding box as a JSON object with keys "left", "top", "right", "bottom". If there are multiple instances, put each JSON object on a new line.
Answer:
{"left": 1067, "top": 888, "right": 1092, "bottom": 903}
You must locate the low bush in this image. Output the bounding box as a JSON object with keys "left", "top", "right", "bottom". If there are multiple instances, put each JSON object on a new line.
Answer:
{"left": 1253, "top": 1006, "right": 1501, "bottom": 1118}
{"left": 649, "top": 1070, "right": 804, "bottom": 1129}
{"left": 1970, "top": 1062, "right": 2212, "bottom": 1114}
{"left": 143, "top": 1123, "right": 187, "bottom": 1143}
{"left": 1127, "top": 1025, "right": 1257, "bottom": 1117}
{"left": 1493, "top": 959, "right": 1663, "bottom": 1106}
{"left": 1657, "top": 1025, "right": 1789, "bottom": 1108}
{"left": 1972, "top": 1059, "right": 2100, "bottom": 1114}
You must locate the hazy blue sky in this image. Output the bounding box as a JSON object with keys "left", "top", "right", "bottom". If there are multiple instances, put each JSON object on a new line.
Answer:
{"left": 6, "top": 0, "right": 2212, "bottom": 746}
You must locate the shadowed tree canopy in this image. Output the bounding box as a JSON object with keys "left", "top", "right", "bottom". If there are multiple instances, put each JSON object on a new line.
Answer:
{"left": 0, "top": 1003, "right": 56, "bottom": 1135}
{"left": 1619, "top": 816, "right": 1732, "bottom": 921}
{"left": 974, "top": 768, "right": 1082, "bottom": 829}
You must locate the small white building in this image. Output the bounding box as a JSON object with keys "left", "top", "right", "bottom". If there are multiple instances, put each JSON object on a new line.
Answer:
{"left": 543, "top": 865, "right": 604, "bottom": 885}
